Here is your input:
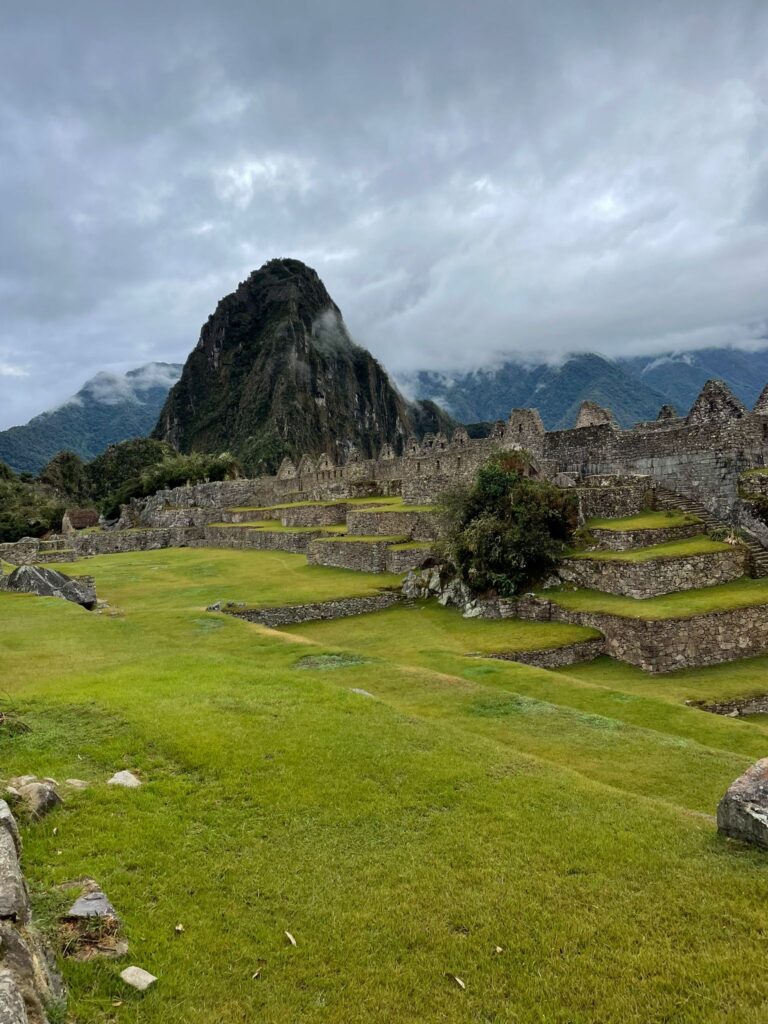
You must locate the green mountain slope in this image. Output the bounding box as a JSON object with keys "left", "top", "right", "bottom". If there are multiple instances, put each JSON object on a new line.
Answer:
{"left": 0, "top": 363, "right": 182, "bottom": 475}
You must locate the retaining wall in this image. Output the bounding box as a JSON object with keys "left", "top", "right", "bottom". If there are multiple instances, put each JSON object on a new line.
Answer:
{"left": 483, "top": 636, "right": 606, "bottom": 669}
{"left": 559, "top": 547, "right": 747, "bottom": 599}
{"left": 307, "top": 539, "right": 393, "bottom": 573}
{"left": 202, "top": 526, "right": 315, "bottom": 555}
{"left": 588, "top": 523, "right": 702, "bottom": 551}
{"left": 345, "top": 509, "right": 440, "bottom": 540}
{"left": 512, "top": 595, "right": 768, "bottom": 673}
{"left": 222, "top": 592, "right": 401, "bottom": 627}
{"left": 385, "top": 546, "right": 433, "bottom": 573}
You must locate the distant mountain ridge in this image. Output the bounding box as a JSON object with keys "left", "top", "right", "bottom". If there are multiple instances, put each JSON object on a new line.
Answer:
{"left": 0, "top": 363, "right": 182, "bottom": 474}
{"left": 402, "top": 347, "right": 768, "bottom": 429}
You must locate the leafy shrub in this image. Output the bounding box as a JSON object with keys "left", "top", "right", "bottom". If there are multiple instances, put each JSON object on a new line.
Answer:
{"left": 38, "top": 451, "right": 90, "bottom": 502}
{"left": 0, "top": 463, "right": 64, "bottom": 542}
{"left": 87, "top": 438, "right": 175, "bottom": 502}
{"left": 437, "top": 453, "right": 577, "bottom": 596}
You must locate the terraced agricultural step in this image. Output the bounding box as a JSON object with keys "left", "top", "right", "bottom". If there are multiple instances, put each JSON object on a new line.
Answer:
{"left": 656, "top": 487, "right": 768, "bottom": 578}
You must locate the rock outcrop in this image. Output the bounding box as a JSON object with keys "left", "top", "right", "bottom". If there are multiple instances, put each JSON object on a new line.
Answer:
{"left": 154, "top": 258, "right": 453, "bottom": 471}
{"left": 0, "top": 566, "right": 96, "bottom": 609}
{"left": 0, "top": 800, "right": 64, "bottom": 1023}
{"left": 717, "top": 758, "right": 768, "bottom": 849}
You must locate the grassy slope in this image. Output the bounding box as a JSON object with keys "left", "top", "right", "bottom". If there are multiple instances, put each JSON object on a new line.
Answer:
{"left": 586, "top": 510, "right": 701, "bottom": 531}
{"left": 3, "top": 549, "right": 768, "bottom": 1022}
{"left": 541, "top": 578, "right": 768, "bottom": 618}
{"left": 572, "top": 534, "right": 732, "bottom": 562}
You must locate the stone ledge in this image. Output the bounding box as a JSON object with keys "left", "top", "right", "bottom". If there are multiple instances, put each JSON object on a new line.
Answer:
{"left": 512, "top": 594, "right": 768, "bottom": 673}
{"left": 481, "top": 636, "right": 606, "bottom": 669}
{"left": 222, "top": 592, "right": 402, "bottom": 627}
{"left": 559, "top": 548, "right": 746, "bottom": 599}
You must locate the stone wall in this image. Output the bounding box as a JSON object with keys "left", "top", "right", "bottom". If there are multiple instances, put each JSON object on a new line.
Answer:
{"left": 483, "top": 636, "right": 607, "bottom": 669}
{"left": 345, "top": 509, "right": 440, "bottom": 540}
{"left": 512, "top": 595, "right": 768, "bottom": 673}
{"left": 201, "top": 526, "right": 315, "bottom": 555}
{"left": 588, "top": 523, "right": 702, "bottom": 552}
{"left": 307, "top": 539, "right": 393, "bottom": 573}
{"left": 72, "top": 527, "right": 203, "bottom": 557}
{"left": 222, "top": 592, "right": 401, "bottom": 627}
{"left": 385, "top": 546, "right": 433, "bottom": 574}
{"left": 558, "top": 547, "right": 747, "bottom": 599}
{"left": 575, "top": 480, "right": 655, "bottom": 520}
{"left": 0, "top": 799, "right": 64, "bottom": 1022}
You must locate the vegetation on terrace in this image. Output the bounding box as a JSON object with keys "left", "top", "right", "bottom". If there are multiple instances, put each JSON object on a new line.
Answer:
{"left": 586, "top": 509, "right": 701, "bottom": 531}
{"left": 3, "top": 547, "right": 768, "bottom": 1020}
{"left": 542, "top": 577, "right": 768, "bottom": 619}
{"left": 572, "top": 535, "right": 733, "bottom": 562}
{"left": 438, "top": 452, "right": 577, "bottom": 595}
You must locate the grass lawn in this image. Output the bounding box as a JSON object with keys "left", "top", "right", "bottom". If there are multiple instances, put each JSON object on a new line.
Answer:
{"left": 540, "top": 577, "right": 768, "bottom": 619}
{"left": 3, "top": 548, "right": 768, "bottom": 1022}
{"left": 387, "top": 541, "right": 433, "bottom": 551}
{"left": 571, "top": 534, "right": 732, "bottom": 562}
{"left": 586, "top": 510, "right": 701, "bottom": 531}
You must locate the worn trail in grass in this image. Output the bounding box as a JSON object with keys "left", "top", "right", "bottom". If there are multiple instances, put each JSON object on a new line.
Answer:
{"left": 2, "top": 549, "right": 768, "bottom": 1023}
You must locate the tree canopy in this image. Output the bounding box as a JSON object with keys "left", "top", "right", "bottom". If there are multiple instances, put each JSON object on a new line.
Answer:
{"left": 437, "top": 453, "right": 577, "bottom": 596}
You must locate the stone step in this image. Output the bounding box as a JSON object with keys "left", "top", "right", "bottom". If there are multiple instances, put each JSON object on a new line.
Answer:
{"left": 655, "top": 487, "right": 768, "bottom": 578}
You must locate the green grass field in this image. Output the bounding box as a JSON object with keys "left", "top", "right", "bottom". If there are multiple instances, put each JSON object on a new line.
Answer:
{"left": 586, "top": 510, "right": 701, "bottom": 531}
{"left": 3, "top": 548, "right": 768, "bottom": 1022}
{"left": 571, "top": 534, "right": 732, "bottom": 562}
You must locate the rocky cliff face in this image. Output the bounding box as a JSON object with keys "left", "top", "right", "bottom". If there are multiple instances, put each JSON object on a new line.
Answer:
{"left": 154, "top": 259, "right": 451, "bottom": 471}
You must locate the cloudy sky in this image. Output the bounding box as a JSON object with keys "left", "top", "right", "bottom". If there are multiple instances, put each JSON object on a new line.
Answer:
{"left": 1, "top": 0, "right": 767, "bottom": 427}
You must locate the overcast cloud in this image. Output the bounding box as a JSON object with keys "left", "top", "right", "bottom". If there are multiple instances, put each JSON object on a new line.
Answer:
{"left": 1, "top": 0, "right": 767, "bottom": 427}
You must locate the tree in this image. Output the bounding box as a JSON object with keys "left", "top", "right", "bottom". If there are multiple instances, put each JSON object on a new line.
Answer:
{"left": 437, "top": 453, "right": 577, "bottom": 596}
{"left": 38, "top": 451, "right": 89, "bottom": 503}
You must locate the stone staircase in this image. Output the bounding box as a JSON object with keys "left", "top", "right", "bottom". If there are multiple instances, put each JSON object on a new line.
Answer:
{"left": 655, "top": 487, "right": 768, "bottom": 578}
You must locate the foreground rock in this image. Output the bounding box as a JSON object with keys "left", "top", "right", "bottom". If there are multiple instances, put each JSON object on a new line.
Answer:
{"left": 61, "top": 879, "right": 127, "bottom": 961}
{"left": 6, "top": 779, "right": 62, "bottom": 821}
{"left": 0, "top": 800, "right": 65, "bottom": 1022}
{"left": 717, "top": 758, "right": 768, "bottom": 849}
{"left": 0, "top": 566, "right": 97, "bottom": 610}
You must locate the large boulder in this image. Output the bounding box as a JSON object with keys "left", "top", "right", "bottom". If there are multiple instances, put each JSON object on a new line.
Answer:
{"left": 717, "top": 758, "right": 768, "bottom": 849}
{"left": 0, "top": 566, "right": 96, "bottom": 609}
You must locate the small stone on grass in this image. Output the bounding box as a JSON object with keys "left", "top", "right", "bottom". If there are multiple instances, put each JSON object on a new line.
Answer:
{"left": 120, "top": 966, "right": 157, "bottom": 991}
{"left": 107, "top": 771, "right": 141, "bottom": 788}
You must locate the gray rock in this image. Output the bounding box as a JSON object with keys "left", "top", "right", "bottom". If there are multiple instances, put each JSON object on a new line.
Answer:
{"left": 350, "top": 688, "right": 374, "bottom": 698}
{"left": 16, "top": 783, "right": 61, "bottom": 820}
{"left": 717, "top": 757, "right": 768, "bottom": 849}
{"left": 64, "top": 779, "right": 89, "bottom": 790}
{"left": 107, "top": 770, "right": 141, "bottom": 788}
{"left": 0, "top": 565, "right": 97, "bottom": 609}
{"left": 0, "top": 829, "right": 28, "bottom": 923}
{"left": 0, "top": 801, "right": 21, "bottom": 857}
{"left": 0, "top": 921, "right": 64, "bottom": 1021}
{"left": 65, "top": 885, "right": 118, "bottom": 921}
{"left": 120, "top": 965, "right": 157, "bottom": 991}
{"left": 0, "top": 966, "right": 27, "bottom": 1024}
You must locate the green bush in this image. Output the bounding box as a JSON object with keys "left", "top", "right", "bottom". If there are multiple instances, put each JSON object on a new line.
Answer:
{"left": 437, "top": 453, "right": 577, "bottom": 596}
{"left": 0, "top": 462, "right": 64, "bottom": 542}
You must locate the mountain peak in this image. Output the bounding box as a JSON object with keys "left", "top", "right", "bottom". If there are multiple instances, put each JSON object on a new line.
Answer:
{"left": 155, "top": 263, "right": 451, "bottom": 471}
